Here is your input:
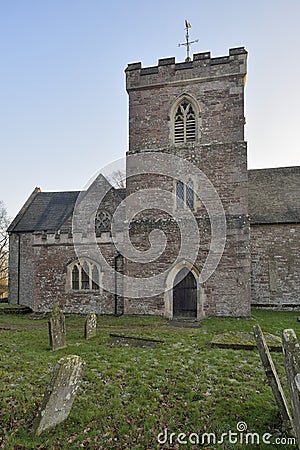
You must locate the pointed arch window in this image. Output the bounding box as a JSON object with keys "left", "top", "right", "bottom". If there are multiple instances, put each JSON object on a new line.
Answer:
{"left": 72, "top": 265, "right": 79, "bottom": 290}
{"left": 70, "top": 259, "right": 100, "bottom": 292}
{"left": 174, "top": 100, "right": 196, "bottom": 143}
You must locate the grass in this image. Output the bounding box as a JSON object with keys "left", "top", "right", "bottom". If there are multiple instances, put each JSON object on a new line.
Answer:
{"left": 0, "top": 310, "right": 299, "bottom": 449}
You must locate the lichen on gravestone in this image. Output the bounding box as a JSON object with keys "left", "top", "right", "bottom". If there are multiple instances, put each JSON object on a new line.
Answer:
{"left": 282, "top": 329, "right": 300, "bottom": 448}
{"left": 253, "top": 324, "right": 294, "bottom": 433}
{"left": 32, "top": 355, "right": 84, "bottom": 436}
{"left": 84, "top": 312, "right": 97, "bottom": 339}
{"left": 48, "top": 305, "right": 66, "bottom": 351}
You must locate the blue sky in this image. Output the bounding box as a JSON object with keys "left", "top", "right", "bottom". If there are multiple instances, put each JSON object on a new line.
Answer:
{"left": 1, "top": 0, "right": 299, "bottom": 217}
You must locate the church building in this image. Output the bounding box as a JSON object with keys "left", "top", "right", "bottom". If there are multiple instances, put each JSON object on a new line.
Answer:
{"left": 8, "top": 46, "right": 300, "bottom": 318}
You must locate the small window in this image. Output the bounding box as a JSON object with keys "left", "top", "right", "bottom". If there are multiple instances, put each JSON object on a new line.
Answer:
{"left": 72, "top": 265, "right": 79, "bottom": 290}
{"left": 82, "top": 262, "right": 90, "bottom": 290}
{"left": 176, "top": 179, "right": 195, "bottom": 210}
{"left": 176, "top": 181, "right": 185, "bottom": 209}
{"left": 174, "top": 100, "right": 196, "bottom": 143}
{"left": 69, "top": 260, "right": 100, "bottom": 291}
{"left": 186, "top": 180, "right": 194, "bottom": 210}
{"left": 95, "top": 210, "right": 111, "bottom": 236}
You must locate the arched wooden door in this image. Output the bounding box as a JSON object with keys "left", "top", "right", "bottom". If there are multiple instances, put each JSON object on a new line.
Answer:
{"left": 173, "top": 268, "right": 197, "bottom": 318}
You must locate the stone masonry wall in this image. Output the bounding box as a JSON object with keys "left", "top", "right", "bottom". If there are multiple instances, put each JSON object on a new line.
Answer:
{"left": 8, "top": 233, "right": 34, "bottom": 308}
{"left": 126, "top": 48, "right": 247, "bottom": 153}
{"left": 251, "top": 223, "right": 300, "bottom": 307}
{"left": 8, "top": 233, "right": 19, "bottom": 305}
{"left": 29, "top": 181, "right": 124, "bottom": 313}
{"left": 33, "top": 236, "right": 117, "bottom": 314}
{"left": 125, "top": 48, "right": 251, "bottom": 318}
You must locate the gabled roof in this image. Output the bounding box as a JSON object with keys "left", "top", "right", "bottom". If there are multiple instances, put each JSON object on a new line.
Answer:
{"left": 8, "top": 190, "right": 80, "bottom": 232}
{"left": 8, "top": 179, "right": 128, "bottom": 233}
{"left": 248, "top": 166, "right": 300, "bottom": 224}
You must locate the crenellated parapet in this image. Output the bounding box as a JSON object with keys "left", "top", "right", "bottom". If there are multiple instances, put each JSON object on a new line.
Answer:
{"left": 33, "top": 230, "right": 113, "bottom": 246}
{"left": 126, "top": 47, "right": 247, "bottom": 91}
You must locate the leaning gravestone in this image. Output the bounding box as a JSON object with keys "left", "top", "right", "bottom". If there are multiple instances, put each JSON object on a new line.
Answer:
{"left": 282, "top": 329, "right": 300, "bottom": 448}
{"left": 253, "top": 325, "right": 294, "bottom": 433}
{"left": 84, "top": 313, "right": 97, "bottom": 339}
{"left": 48, "top": 305, "right": 66, "bottom": 351}
{"left": 32, "top": 355, "right": 84, "bottom": 435}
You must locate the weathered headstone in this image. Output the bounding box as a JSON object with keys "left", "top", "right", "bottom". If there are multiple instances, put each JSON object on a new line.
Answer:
{"left": 84, "top": 313, "right": 97, "bottom": 339}
{"left": 32, "top": 355, "right": 84, "bottom": 435}
{"left": 48, "top": 305, "right": 66, "bottom": 351}
{"left": 253, "top": 325, "right": 294, "bottom": 432}
{"left": 282, "top": 329, "right": 300, "bottom": 447}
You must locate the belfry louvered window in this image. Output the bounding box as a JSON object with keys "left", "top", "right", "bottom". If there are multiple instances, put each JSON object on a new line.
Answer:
{"left": 174, "top": 100, "right": 196, "bottom": 143}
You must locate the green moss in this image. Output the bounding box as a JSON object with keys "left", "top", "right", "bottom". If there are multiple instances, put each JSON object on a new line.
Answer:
{"left": 211, "top": 331, "right": 282, "bottom": 350}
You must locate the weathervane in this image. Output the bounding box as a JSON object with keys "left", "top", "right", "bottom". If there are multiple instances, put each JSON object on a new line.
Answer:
{"left": 178, "top": 20, "right": 198, "bottom": 62}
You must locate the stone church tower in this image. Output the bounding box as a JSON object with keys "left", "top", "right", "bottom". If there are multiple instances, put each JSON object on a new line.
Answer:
{"left": 8, "top": 46, "right": 299, "bottom": 316}
{"left": 124, "top": 47, "right": 251, "bottom": 318}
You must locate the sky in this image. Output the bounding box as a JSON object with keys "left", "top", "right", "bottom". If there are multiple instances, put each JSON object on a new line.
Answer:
{"left": 1, "top": 0, "right": 299, "bottom": 218}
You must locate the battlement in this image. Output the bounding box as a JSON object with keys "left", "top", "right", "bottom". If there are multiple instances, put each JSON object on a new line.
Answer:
{"left": 126, "top": 47, "right": 247, "bottom": 91}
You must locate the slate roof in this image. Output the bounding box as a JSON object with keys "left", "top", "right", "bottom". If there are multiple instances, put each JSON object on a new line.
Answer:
{"left": 8, "top": 185, "right": 128, "bottom": 233}
{"left": 248, "top": 166, "right": 300, "bottom": 224}
{"left": 117, "top": 188, "right": 126, "bottom": 200}
{"left": 8, "top": 190, "right": 81, "bottom": 232}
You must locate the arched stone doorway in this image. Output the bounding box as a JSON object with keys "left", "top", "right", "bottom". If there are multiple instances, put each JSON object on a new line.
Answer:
{"left": 164, "top": 261, "right": 204, "bottom": 320}
{"left": 173, "top": 268, "right": 197, "bottom": 318}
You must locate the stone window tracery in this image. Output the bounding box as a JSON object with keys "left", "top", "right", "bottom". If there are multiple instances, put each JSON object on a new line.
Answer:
{"left": 69, "top": 259, "right": 100, "bottom": 291}
{"left": 95, "top": 210, "right": 111, "bottom": 236}
{"left": 174, "top": 100, "right": 196, "bottom": 143}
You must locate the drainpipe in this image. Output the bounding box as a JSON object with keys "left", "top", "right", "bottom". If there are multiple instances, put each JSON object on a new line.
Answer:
{"left": 17, "top": 233, "right": 21, "bottom": 305}
{"left": 114, "top": 253, "right": 119, "bottom": 316}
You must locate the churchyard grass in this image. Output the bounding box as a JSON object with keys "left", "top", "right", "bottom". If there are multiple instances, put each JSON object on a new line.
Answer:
{"left": 0, "top": 310, "right": 299, "bottom": 449}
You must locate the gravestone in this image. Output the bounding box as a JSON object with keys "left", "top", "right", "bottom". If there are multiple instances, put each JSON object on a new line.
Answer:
{"left": 84, "top": 313, "right": 97, "bottom": 339}
{"left": 110, "top": 333, "right": 164, "bottom": 348}
{"left": 282, "top": 329, "right": 300, "bottom": 447}
{"left": 48, "top": 305, "right": 66, "bottom": 351}
{"left": 253, "top": 325, "right": 294, "bottom": 432}
{"left": 32, "top": 355, "right": 84, "bottom": 435}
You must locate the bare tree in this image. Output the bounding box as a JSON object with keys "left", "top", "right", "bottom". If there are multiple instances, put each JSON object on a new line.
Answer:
{"left": 0, "top": 201, "right": 10, "bottom": 294}
{"left": 106, "top": 169, "right": 126, "bottom": 189}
